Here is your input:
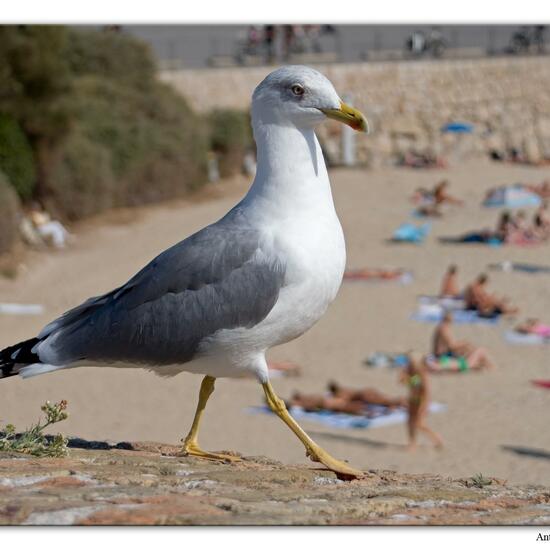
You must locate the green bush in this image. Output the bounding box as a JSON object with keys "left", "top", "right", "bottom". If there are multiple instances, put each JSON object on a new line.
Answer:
{"left": 68, "top": 76, "right": 207, "bottom": 208}
{"left": 44, "top": 131, "right": 114, "bottom": 221}
{"left": 208, "top": 109, "right": 253, "bottom": 177}
{"left": 66, "top": 29, "right": 156, "bottom": 88}
{"left": 0, "top": 26, "right": 210, "bottom": 222}
{"left": 0, "top": 26, "right": 73, "bottom": 142}
{"left": 0, "top": 113, "right": 36, "bottom": 199}
{"left": 0, "top": 170, "right": 21, "bottom": 254}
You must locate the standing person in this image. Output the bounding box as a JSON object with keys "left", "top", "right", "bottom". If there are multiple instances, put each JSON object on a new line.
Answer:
{"left": 440, "top": 264, "right": 461, "bottom": 298}
{"left": 400, "top": 353, "right": 444, "bottom": 451}
{"left": 263, "top": 25, "right": 276, "bottom": 63}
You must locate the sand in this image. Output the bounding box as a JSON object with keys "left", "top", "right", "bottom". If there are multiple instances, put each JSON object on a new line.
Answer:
{"left": 1, "top": 160, "right": 549, "bottom": 485}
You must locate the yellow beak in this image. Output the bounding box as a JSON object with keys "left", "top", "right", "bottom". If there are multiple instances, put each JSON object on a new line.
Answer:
{"left": 321, "top": 101, "right": 369, "bottom": 133}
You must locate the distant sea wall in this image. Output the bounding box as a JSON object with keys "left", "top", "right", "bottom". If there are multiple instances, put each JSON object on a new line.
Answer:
{"left": 160, "top": 56, "right": 550, "bottom": 166}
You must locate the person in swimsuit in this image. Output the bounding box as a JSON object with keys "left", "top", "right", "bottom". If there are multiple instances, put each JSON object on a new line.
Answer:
{"left": 431, "top": 311, "right": 497, "bottom": 371}
{"left": 463, "top": 273, "right": 519, "bottom": 317}
{"left": 400, "top": 352, "right": 443, "bottom": 451}
{"left": 515, "top": 318, "right": 550, "bottom": 338}
{"left": 327, "top": 381, "right": 407, "bottom": 409}
{"left": 439, "top": 264, "right": 461, "bottom": 298}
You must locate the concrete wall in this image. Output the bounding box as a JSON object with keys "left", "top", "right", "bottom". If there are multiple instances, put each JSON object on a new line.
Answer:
{"left": 160, "top": 56, "right": 550, "bottom": 166}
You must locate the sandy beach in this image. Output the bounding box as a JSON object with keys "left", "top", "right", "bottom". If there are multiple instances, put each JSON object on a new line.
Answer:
{"left": 1, "top": 159, "right": 549, "bottom": 485}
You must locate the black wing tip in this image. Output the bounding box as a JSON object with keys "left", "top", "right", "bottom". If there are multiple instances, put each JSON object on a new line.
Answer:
{"left": 0, "top": 337, "right": 40, "bottom": 380}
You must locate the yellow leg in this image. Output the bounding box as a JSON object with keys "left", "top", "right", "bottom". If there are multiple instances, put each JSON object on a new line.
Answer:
{"left": 180, "top": 375, "right": 241, "bottom": 462}
{"left": 262, "top": 381, "right": 363, "bottom": 478}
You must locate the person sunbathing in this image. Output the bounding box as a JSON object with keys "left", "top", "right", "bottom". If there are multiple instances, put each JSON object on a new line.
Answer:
{"left": 399, "top": 352, "right": 443, "bottom": 451}
{"left": 344, "top": 267, "right": 404, "bottom": 280}
{"left": 327, "top": 381, "right": 407, "bottom": 409}
{"left": 495, "top": 210, "right": 518, "bottom": 243}
{"left": 431, "top": 311, "right": 496, "bottom": 371}
{"left": 515, "top": 318, "right": 550, "bottom": 338}
{"left": 411, "top": 187, "right": 433, "bottom": 205}
{"left": 433, "top": 180, "right": 463, "bottom": 206}
{"left": 509, "top": 210, "right": 539, "bottom": 243}
{"left": 288, "top": 392, "right": 367, "bottom": 415}
{"left": 526, "top": 180, "right": 550, "bottom": 198}
{"left": 463, "top": 273, "right": 519, "bottom": 317}
{"left": 289, "top": 383, "right": 407, "bottom": 416}
{"left": 267, "top": 361, "right": 301, "bottom": 377}
{"left": 439, "top": 264, "right": 461, "bottom": 298}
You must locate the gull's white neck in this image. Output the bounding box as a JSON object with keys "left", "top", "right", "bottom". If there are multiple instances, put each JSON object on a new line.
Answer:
{"left": 243, "top": 121, "right": 336, "bottom": 215}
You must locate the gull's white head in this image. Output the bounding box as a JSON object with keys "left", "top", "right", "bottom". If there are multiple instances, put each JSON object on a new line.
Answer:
{"left": 252, "top": 65, "right": 368, "bottom": 133}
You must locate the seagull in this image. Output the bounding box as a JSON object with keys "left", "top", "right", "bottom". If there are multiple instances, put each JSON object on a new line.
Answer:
{"left": 0, "top": 66, "right": 368, "bottom": 477}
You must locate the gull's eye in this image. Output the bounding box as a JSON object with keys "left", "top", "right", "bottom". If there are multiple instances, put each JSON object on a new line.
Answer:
{"left": 291, "top": 84, "right": 305, "bottom": 96}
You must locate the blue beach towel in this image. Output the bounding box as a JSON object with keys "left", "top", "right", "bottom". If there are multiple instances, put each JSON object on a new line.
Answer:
{"left": 392, "top": 222, "right": 431, "bottom": 243}
{"left": 248, "top": 403, "right": 446, "bottom": 430}
{"left": 364, "top": 352, "right": 410, "bottom": 369}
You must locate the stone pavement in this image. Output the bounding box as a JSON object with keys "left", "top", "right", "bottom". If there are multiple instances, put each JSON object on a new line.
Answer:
{"left": 1, "top": 442, "right": 549, "bottom": 525}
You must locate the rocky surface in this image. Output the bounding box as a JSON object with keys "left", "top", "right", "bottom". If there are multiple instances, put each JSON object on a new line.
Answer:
{"left": 1, "top": 442, "right": 549, "bottom": 525}
{"left": 161, "top": 56, "right": 550, "bottom": 166}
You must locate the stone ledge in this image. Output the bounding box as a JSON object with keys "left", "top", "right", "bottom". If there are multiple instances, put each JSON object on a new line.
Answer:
{"left": 1, "top": 442, "right": 549, "bottom": 525}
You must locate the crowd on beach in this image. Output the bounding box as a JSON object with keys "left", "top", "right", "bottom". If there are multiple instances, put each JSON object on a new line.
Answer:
{"left": 277, "top": 174, "right": 550, "bottom": 453}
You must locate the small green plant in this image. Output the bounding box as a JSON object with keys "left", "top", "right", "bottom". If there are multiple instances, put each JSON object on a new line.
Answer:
{"left": 0, "top": 400, "right": 69, "bottom": 457}
{"left": 468, "top": 473, "right": 493, "bottom": 489}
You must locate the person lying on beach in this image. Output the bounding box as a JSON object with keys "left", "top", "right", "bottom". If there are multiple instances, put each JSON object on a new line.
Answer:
{"left": 267, "top": 361, "right": 301, "bottom": 377}
{"left": 287, "top": 392, "right": 367, "bottom": 415}
{"left": 433, "top": 180, "right": 463, "bottom": 206}
{"left": 327, "top": 381, "right": 407, "bottom": 409}
{"left": 525, "top": 180, "right": 550, "bottom": 198}
{"left": 431, "top": 311, "right": 496, "bottom": 371}
{"left": 463, "top": 273, "right": 519, "bottom": 317}
{"left": 343, "top": 267, "right": 405, "bottom": 280}
{"left": 413, "top": 181, "right": 463, "bottom": 217}
{"left": 510, "top": 210, "right": 539, "bottom": 243}
{"left": 400, "top": 151, "right": 447, "bottom": 169}
{"left": 399, "top": 352, "right": 444, "bottom": 451}
{"left": 515, "top": 318, "right": 550, "bottom": 338}
{"left": 439, "top": 264, "right": 461, "bottom": 298}
{"left": 288, "top": 384, "right": 407, "bottom": 415}
{"left": 411, "top": 187, "right": 433, "bottom": 205}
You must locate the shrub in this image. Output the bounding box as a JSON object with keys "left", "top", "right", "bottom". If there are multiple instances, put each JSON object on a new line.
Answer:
{"left": 208, "top": 109, "right": 253, "bottom": 177}
{"left": 0, "top": 113, "right": 36, "bottom": 199}
{"left": 0, "top": 170, "right": 21, "bottom": 254}
{"left": 66, "top": 28, "right": 156, "bottom": 89}
{"left": 68, "top": 76, "right": 208, "bottom": 208}
{"left": 44, "top": 131, "right": 114, "bottom": 221}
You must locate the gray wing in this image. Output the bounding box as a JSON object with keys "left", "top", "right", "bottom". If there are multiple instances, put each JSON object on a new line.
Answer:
{"left": 36, "top": 207, "right": 286, "bottom": 366}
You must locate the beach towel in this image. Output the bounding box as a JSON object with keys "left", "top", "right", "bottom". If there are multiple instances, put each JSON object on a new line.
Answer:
{"left": 248, "top": 403, "right": 446, "bottom": 430}
{"left": 417, "top": 295, "right": 466, "bottom": 310}
{"left": 343, "top": 270, "right": 413, "bottom": 285}
{"left": 392, "top": 222, "right": 430, "bottom": 243}
{"left": 364, "top": 352, "right": 409, "bottom": 369}
{"left": 411, "top": 303, "right": 499, "bottom": 324}
{"left": 532, "top": 380, "right": 550, "bottom": 389}
{"left": 489, "top": 262, "right": 550, "bottom": 274}
{"left": 483, "top": 185, "right": 541, "bottom": 208}
{"left": 504, "top": 331, "right": 550, "bottom": 345}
